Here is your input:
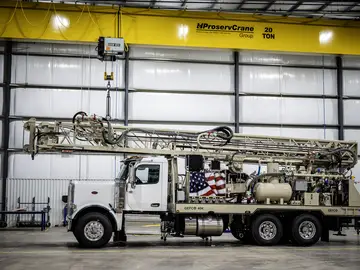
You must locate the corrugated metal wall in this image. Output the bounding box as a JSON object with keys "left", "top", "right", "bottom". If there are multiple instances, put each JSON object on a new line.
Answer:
{"left": 0, "top": 43, "right": 4, "bottom": 212}
{"left": 5, "top": 178, "right": 119, "bottom": 227}
{"left": 2, "top": 41, "right": 360, "bottom": 227}
{"left": 6, "top": 153, "right": 124, "bottom": 226}
{"left": 6, "top": 178, "right": 69, "bottom": 226}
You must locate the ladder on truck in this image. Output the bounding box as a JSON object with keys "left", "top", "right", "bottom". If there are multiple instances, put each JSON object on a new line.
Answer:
{"left": 23, "top": 112, "right": 358, "bottom": 169}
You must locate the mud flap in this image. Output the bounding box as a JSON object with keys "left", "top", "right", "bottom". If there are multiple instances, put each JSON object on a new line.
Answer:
{"left": 321, "top": 227, "right": 329, "bottom": 242}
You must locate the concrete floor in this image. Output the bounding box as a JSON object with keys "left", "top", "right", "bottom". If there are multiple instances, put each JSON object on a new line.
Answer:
{"left": 0, "top": 218, "right": 360, "bottom": 270}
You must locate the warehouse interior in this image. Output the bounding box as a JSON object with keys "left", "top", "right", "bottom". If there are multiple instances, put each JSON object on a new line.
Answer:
{"left": 1, "top": 0, "right": 360, "bottom": 269}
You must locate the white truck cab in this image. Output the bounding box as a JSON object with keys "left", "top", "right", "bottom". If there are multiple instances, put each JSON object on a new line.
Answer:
{"left": 64, "top": 156, "right": 170, "bottom": 248}
{"left": 124, "top": 156, "right": 168, "bottom": 212}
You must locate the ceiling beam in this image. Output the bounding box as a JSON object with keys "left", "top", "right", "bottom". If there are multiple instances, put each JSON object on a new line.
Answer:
{"left": 236, "top": 0, "right": 247, "bottom": 10}
{"left": 287, "top": 0, "right": 304, "bottom": 13}
{"left": 210, "top": 0, "right": 218, "bottom": 9}
{"left": 150, "top": 0, "right": 156, "bottom": 8}
{"left": 344, "top": 2, "right": 358, "bottom": 12}
{"left": 262, "top": 0, "right": 276, "bottom": 12}
{"left": 316, "top": 2, "right": 331, "bottom": 12}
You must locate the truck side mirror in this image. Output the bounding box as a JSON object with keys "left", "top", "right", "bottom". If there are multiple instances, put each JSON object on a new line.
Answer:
{"left": 62, "top": 195, "right": 68, "bottom": 203}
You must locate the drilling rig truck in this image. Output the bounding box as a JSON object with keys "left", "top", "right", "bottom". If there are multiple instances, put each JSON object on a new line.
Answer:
{"left": 23, "top": 111, "right": 360, "bottom": 248}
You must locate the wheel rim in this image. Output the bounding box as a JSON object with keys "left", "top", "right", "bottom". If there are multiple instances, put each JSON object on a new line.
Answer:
{"left": 84, "top": 220, "right": 104, "bottom": 242}
{"left": 298, "top": 221, "right": 316, "bottom": 240}
{"left": 258, "top": 221, "right": 277, "bottom": 240}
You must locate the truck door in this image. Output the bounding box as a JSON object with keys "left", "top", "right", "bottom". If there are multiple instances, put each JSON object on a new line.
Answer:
{"left": 125, "top": 162, "right": 167, "bottom": 212}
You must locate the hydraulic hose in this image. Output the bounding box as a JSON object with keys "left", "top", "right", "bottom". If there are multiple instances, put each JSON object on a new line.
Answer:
{"left": 101, "top": 118, "right": 120, "bottom": 145}
{"left": 32, "top": 131, "right": 63, "bottom": 157}
{"left": 316, "top": 148, "right": 358, "bottom": 169}
{"left": 197, "top": 126, "right": 234, "bottom": 148}
{"left": 101, "top": 124, "right": 234, "bottom": 147}
{"left": 72, "top": 111, "right": 104, "bottom": 142}
{"left": 204, "top": 126, "right": 233, "bottom": 143}
{"left": 72, "top": 111, "right": 87, "bottom": 123}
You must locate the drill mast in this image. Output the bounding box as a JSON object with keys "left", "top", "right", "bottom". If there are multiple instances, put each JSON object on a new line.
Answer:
{"left": 23, "top": 112, "right": 357, "bottom": 171}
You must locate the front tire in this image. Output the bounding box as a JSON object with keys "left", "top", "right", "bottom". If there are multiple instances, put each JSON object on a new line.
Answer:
{"left": 291, "top": 214, "right": 322, "bottom": 246}
{"left": 74, "top": 212, "right": 113, "bottom": 248}
{"left": 251, "top": 214, "right": 283, "bottom": 246}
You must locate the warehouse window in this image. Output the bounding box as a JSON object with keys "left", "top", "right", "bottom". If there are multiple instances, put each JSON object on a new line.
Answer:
{"left": 135, "top": 164, "right": 160, "bottom": 185}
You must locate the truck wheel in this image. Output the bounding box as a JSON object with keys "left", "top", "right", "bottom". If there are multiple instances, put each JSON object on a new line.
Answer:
{"left": 251, "top": 214, "right": 283, "bottom": 246}
{"left": 291, "top": 214, "right": 322, "bottom": 246}
{"left": 74, "top": 212, "right": 113, "bottom": 248}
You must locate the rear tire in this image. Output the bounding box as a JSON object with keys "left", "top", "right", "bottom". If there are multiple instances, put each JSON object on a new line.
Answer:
{"left": 291, "top": 214, "right": 322, "bottom": 246}
{"left": 251, "top": 214, "right": 283, "bottom": 246}
{"left": 74, "top": 212, "right": 113, "bottom": 248}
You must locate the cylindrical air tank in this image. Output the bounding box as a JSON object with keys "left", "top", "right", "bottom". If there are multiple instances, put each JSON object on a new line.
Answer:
{"left": 254, "top": 182, "right": 292, "bottom": 203}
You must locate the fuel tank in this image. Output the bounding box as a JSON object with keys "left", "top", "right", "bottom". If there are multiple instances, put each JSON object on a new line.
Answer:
{"left": 184, "top": 216, "right": 223, "bottom": 237}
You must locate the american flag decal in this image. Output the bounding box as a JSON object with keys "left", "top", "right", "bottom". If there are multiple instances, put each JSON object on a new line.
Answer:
{"left": 190, "top": 171, "right": 226, "bottom": 197}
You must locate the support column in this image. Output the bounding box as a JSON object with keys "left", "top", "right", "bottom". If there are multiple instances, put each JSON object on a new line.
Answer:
{"left": 234, "top": 51, "right": 240, "bottom": 133}
{"left": 1, "top": 41, "right": 12, "bottom": 216}
{"left": 124, "top": 47, "right": 130, "bottom": 126}
{"left": 336, "top": 56, "right": 344, "bottom": 140}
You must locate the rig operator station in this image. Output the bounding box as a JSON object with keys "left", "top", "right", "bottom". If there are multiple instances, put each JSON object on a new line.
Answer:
{"left": 1, "top": 1, "right": 360, "bottom": 270}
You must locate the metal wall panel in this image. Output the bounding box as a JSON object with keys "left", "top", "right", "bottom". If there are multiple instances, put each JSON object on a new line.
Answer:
{"left": 10, "top": 88, "right": 124, "bottom": 119}
{"left": 13, "top": 42, "right": 97, "bottom": 56}
{"left": 11, "top": 55, "right": 125, "bottom": 88}
{"left": 344, "top": 100, "right": 360, "bottom": 125}
{"left": 12, "top": 55, "right": 84, "bottom": 86}
{"left": 6, "top": 178, "right": 72, "bottom": 227}
{"left": 130, "top": 46, "right": 233, "bottom": 62}
{"left": 9, "top": 121, "right": 28, "bottom": 150}
{"left": 343, "top": 56, "right": 360, "bottom": 68}
{"left": 239, "top": 96, "right": 337, "bottom": 125}
{"left": 241, "top": 126, "right": 338, "bottom": 140}
{"left": 130, "top": 60, "right": 234, "bottom": 92}
{"left": 0, "top": 121, "right": 3, "bottom": 147}
{"left": 130, "top": 123, "right": 235, "bottom": 132}
{"left": 239, "top": 51, "right": 336, "bottom": 67}
{"left": 0, "top": 87, "right": 3, "bottom": 114}
{"left": 0, "top": 54, "right": 3, "bottom": 82}
{"left": 0, "top": 153, "right": 2, "bottom": 210}
{"left": 9, "top": 153, "right": 82, "bottom": 179}
{"left": 8, "top": 153, "right": 123, "bottom": 179}
{"left": 129, "top": 92, "right": 234, "bottom": 123}
{"left": 239, "top": 66, "right": 336, "bottom": 95}
{"left": 344, "top": 130, "right": 360, "bottom": 155}
{"left": 343, "top": 70, "right": 360, "bottom": 97}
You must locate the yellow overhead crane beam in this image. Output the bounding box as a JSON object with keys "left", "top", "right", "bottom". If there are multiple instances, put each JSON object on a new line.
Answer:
{"left": 0, "top": 1, "right": 118, "bottom": 43}
{"left": 1, "top": 1, "right": 360, "bottom": 55}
